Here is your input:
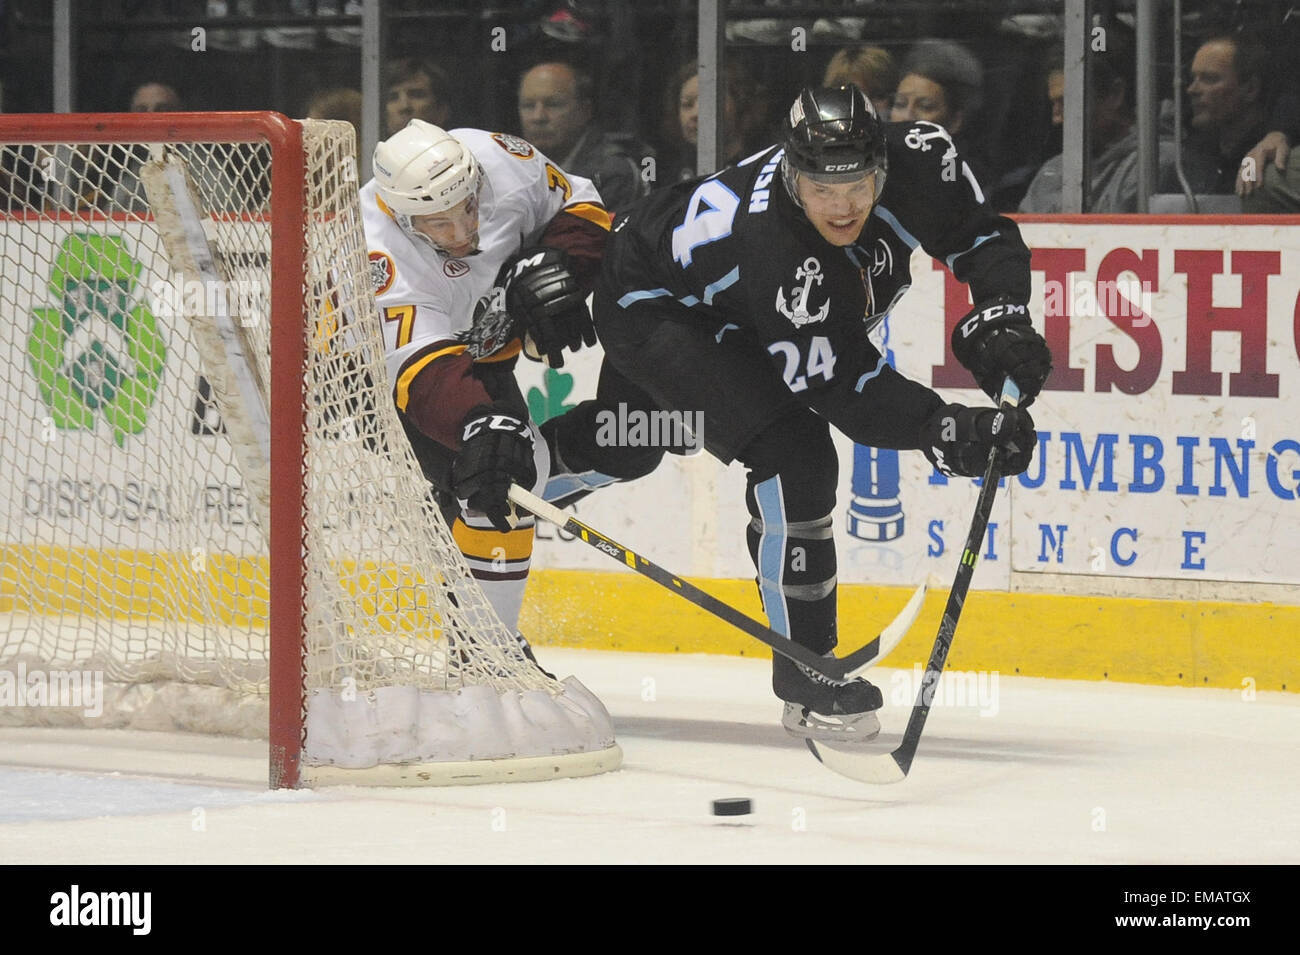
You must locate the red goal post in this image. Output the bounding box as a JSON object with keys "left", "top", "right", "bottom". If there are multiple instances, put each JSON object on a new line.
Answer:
{"left": 0, "top": 112, "right": 619, "bottom": 787}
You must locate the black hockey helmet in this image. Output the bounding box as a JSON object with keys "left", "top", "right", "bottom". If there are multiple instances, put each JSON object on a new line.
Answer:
{"left": 781, "top": 85, "right": 887, "bottom": 200}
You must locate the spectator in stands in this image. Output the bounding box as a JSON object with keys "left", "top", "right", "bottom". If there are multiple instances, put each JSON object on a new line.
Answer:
{"left": 108, "top": 81, "right": 186, "bottom": 210}
{"left": 130, "top": 82, "right": 183, "bottom": 113}
{"left": 661, "top": 58, "right": 762, "bottom": 184}
{"left": 305, "top": 87, "right": 363, "bottom": 131}
{"left": 1166, "top": 34, "right": 1277, "bottom": 196}
{"left": 890, "top": 40, "right": 983, "bottom": 137}
{"left": 516, "top": 60, "right": 652, "bottom": 212}
{"left": 988, "top": 44, "right": 1063, "bottom": 210}
{"left": 1241, "top": 145, "right": 1300, "bottom": 211}
{"left": 1236, "top": 21, "right": 1300, "bottom": 198}
{"left": 890, "top": 39, "right": 990, "bottom": 182}
{"left": 1046, "top": 65, "right": 1065, "bottom": 133}
{"left": 1020, "top": 35, "right": 1177, "bottom": 213}
{"left": 108, "top": 79, "right": 263, "bottom": 213}
{"left": 305, "top": 88, "right": 363, "bottom": 167}
{"left": 1042, "top": 50, "right": 1066, "bottom": 162}
{"left": 823, "top": 45, "right": 899, "bottom": 118}
{"left": 383, "top": 59, "right": 451, "bottom": 136}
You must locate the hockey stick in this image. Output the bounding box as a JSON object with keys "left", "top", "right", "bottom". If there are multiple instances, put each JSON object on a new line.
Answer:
{"left": 141, "top": 156, "right": 272, "bottom": 533}
{"left": 507, "top": 484, "right": 926, "bottom": 681}
{"left": 809, "top": 377, "right": 1022, "bottom": 784}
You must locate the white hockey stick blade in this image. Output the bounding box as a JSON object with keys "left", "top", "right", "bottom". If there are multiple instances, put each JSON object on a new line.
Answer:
{"left": 805, "top": 739, "right": 907, "bottom": 784}
{"left": 842, "top": 579, "right": 928, "bottom": 679}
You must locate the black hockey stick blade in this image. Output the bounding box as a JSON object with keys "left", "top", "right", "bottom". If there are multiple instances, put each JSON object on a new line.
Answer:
{"left": 507, "top": 484, "right": 925, "bottom": 680}
{"left": 807, "top": 377, "right": 1022, "bottom": 784}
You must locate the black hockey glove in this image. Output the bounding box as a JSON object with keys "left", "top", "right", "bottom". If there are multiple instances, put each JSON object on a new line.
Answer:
{"left": 920, "top": 403, "right": 1037, "bottom": 478}
{"left": 499, "top": 247, "right": 596, "bottom": 368}
{"left": 451, "top": 405, "right": 537, "bottom": 532}
{"left": 951, "top": 298, "right": 1052, "bottom": 405}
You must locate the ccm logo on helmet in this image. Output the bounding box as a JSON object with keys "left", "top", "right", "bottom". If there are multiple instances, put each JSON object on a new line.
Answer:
{"left": 438, "top": 173, "right": 469, "bottom": 197}
{"left": 825, "top": 162, "right": 861, "bottom": 171}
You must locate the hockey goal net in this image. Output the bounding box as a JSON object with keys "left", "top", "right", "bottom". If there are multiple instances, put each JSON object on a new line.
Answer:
{"left": 0, "top": 112, "right": 620, "bottom": 787}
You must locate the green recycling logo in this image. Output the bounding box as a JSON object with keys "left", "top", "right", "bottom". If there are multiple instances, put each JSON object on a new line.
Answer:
{"left": 27, "top": 234, "right": 166, "bottom": 447}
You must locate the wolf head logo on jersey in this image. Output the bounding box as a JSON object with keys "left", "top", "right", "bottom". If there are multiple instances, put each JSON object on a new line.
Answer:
{"left": 368, "top": 251, "right": 396, "bottom": 295}
{"left": 458, "top": 286, "right": 516, "bottom": 358}
{"left": 491, "top": 132, "right": 535, "bottom": 159}
{"left": 776, "top": 257, "right": 830, "bottom": 326}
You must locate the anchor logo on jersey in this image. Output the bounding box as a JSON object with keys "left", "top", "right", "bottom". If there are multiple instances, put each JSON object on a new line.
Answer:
{"left": 776, "top": 257, "right": 830, "bottom": 327}
{"left": 904, "top": 122, "right": 958, "bottom": 168}
{"left": 903, "top": 122, "right": 955, "bottom": 153}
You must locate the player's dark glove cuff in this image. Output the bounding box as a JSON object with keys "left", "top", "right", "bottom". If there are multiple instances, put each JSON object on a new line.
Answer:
{"left": 951, "top": 298, "right": 1052, "bottom": 405}
{"left": 500, "top": 246, "right": 595, "bottom": 368}
{"left": 451, "top": 405, "right": 537, "bottom": 532}
{"left": 921, "top": 403, "right": 1037, "bottom": 478}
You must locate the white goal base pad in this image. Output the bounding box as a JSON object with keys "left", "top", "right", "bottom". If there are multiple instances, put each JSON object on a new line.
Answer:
{"left": 303, "top": 744, "right": 624, "bottom": 787}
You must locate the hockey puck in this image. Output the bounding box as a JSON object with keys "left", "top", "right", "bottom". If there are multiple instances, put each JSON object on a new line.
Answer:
{"left": 711, "top": 797, "right": 752, "bottom": 816}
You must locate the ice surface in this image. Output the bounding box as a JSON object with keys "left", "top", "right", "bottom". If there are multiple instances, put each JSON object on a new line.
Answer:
{"left": 2, "top": 648, "right": 1297, "bottom": 864}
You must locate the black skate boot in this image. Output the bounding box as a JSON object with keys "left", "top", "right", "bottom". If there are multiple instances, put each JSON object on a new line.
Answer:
{"left": 514, "top": 631, "right": 556, "bottom": 680}
{"left": 773, "top": 653, "right": 882, "bottom": 744}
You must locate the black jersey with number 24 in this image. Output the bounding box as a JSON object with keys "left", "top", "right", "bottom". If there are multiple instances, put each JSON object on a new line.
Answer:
{"left": 606, "top": 120, "right": 1032, "bottom": 399}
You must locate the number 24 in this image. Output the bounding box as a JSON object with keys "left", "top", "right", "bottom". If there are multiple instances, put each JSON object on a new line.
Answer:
{"left": 768, "top": 336, "right": 836, "bottom": 392}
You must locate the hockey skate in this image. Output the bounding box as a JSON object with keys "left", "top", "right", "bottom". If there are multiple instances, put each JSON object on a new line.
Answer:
{"left": 448, "top": 631, "right": 556, "bottom": 681}
{"left": 514, "top": 631, "right": 556, "bottom": 680}
{"left": 774, "top": 654, "right": 882, "bottom": 745}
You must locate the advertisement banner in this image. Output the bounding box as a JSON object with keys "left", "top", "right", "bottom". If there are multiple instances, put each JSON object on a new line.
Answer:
{"left": 519, "top": 219, "right": 1300, "bottom": 593}
{"left": 1, "top": 222, "right": 262, "bottom": 557}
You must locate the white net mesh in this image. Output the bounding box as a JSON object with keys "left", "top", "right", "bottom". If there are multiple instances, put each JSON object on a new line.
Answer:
{"left": 0, "top": 117, "right": 617, "bottom": 781}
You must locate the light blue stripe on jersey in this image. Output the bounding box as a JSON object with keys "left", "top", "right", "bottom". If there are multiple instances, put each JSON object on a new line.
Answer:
{"left": 701, "top": 266, "right": 740, "bottom": 304}
{"left": 946, "top": 232, "right": 1000, "bottom": 270}
{"left": 617, "top": 288, "right": 672, "bottom": 308}
{"left": 872, "top": 205, "right": 920, "bottom": 250}
{"left": 855, "top": 354, "right": 889, "bottom": 392}
{"left": 639, "top": 267, "right": 740, "bottom": 309}
{"left": 754, "top": 475, "right": 790, "bottom": 638}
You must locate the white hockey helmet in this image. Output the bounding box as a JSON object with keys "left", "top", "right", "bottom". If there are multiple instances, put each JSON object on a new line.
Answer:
{"left": 372, "top": 119, "right": 480, "bottom": 216}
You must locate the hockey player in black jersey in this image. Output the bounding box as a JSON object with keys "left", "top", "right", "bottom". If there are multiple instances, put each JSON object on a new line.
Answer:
{"left": 591, "top": 85, "right": 1052, "bottom": 744}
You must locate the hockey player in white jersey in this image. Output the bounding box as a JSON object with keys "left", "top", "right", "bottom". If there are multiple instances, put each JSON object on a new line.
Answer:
{"left": 360, "top": 120, "right": 666, "bottom": 658}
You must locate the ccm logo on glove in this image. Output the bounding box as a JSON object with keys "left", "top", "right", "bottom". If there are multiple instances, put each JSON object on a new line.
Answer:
{"left": 956, "top": 301, "right": 1030, "bottom": 339}
{"left": 462, "top": 413, "right": 534, "bottom": 443}
{"left": 505, "top": 250, "right": 548, "bottom": 283}
{"left": 950, "top": 298, "right": 1052, "bottom": 405}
